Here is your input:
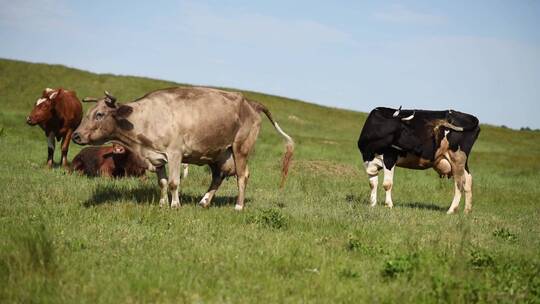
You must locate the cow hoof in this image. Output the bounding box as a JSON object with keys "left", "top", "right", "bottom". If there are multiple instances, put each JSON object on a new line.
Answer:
{"left": 159, "top": 199, "right": 168, "bottom": 208}
{"left": 199, "top": 194, "right": 211, "bottom": 208}
{"left": 385, "top": 204, "right": 393, "bottom": 209}
{"left": 234, "top": 204, "right": 244, "bottom": 211}
{"left": 464, "top": 208, "right": 472, "bottom": 214}
{"left": 446, "top": 209, "right": 455, "bottom": 215}
{"left": 171, "top": 202, "right": 181, "bottom": 209}
{"left": 370, "top": 203, "right": 377, "bottom": 208}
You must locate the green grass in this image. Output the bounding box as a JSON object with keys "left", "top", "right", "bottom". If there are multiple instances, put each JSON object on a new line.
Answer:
{"left": 1, "top": 58, "right": 539, "bottom": 303}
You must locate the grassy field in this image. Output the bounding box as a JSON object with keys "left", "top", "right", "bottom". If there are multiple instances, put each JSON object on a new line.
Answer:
{"left": 1, "top": 58, "right": 539, "bottom": 303}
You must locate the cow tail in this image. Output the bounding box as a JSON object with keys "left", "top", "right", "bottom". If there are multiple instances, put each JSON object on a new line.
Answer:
{"left": 249, "top": 100, "right": 294, "bottom": 188}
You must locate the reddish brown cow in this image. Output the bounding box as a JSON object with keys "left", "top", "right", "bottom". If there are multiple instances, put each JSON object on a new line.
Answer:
{"left": 26, "top": 88, "right": 83, "bottom": 168}
{"left": 71, "top": 144, "right": 147, "bottom": 178}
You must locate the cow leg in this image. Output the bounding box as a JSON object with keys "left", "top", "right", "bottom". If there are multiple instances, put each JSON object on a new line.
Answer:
{"left": 463, "top": 170, "right": 473, "bottom": 213}
{"left": 182, "top": 164, "right": 189, "bottom": 179}
{"left": 364, "top": 155, "right": 383, "bottom": 207}
{"left": 46, "top": 132, "right": 55, "bottom": 168}
{"left": 156, "top": 166, "right": 169, "bottom": 208}
{"left": 232, "top": 125, "right": 259, "bottom": 211}
{"left": 447, "top": 179, "right": 462, "bottom": 214}
{"left": 233, "top": 154, "right": 249, "bottom": 211}
{"left": 382, "top": 153, "right": 398, "bottom": 208}
{"left": 60, "top": 129, "right": 73, "bottom": 168}
{"left": 383, "top": 166, "right": 395, "bottom": 208}
{"left": 168, "top": 154, "right": 183, "bottom": 209}
{"left": 368, "top": 174, "right": 378, "bottom": 207}
{"left": 199, "top": 164, "right": 225, "bottom": 208}
{"left": 447, "top": 150, "right": 467, "bottom": 214}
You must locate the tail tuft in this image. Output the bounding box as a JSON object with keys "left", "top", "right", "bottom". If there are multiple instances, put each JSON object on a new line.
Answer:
{"left": 248, "top": 99, "right": 294, "bottom": 188}
{"left": 280, "top": 139, "right": 294, "bottom": 189}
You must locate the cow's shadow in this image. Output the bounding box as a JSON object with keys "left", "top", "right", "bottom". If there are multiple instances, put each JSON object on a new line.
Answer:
{"left": 399, "top": 202, "right": 447, "bottom": 212}
{"left": 344, "top": 194, "right": 447, "bottom": 212}
{"left": 83, "top": 183, "right": 243, "bottom": 208}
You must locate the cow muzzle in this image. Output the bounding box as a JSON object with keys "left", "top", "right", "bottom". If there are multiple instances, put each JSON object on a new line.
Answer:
{"left": 72, "top": 131, "right": 85, "bottom": 145}
{"left": 26, "top": 116, "right": 36, "bottom": 125}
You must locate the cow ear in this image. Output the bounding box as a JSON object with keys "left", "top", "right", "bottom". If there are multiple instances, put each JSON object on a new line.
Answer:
{"left": 115, "top": 105, "right": 133, "bottom": 118}
{"left": 111, "top": 106, "right": 134, "bottom": 131}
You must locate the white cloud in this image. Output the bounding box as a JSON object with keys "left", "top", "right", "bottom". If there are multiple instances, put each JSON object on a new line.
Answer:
{"left": 373, "top": 4, "right": 447, "bottom": 25}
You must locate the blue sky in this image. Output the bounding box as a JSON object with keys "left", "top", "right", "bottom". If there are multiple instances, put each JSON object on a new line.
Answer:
{"left": 1, "top": 0, "right": 539, "bottom": 128}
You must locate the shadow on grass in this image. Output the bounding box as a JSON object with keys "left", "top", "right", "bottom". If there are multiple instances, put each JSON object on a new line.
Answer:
{"left": 345, "top": 194, "right": 368, "bottom": 205}
{"left": 345, "top": 194, "right": 447, "bottom": 212}
{"left": 83, "top": 183, "right": 244, "bottom": 208}
{"left": 399, "top": 202, "right": 448, "bottom": 212}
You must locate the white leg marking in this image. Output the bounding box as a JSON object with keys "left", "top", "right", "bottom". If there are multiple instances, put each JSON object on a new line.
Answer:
{"left": 234, "top": 204, "right": 244, "bottom": 211}
{"left": 464, "top": 171, "right": 473, "bottom": 213}
{"left": 368, "top": 175, "right": 378, "bottom": 207}
{"left": 159, "top": 178, "right": 169, "bottom": 208}
{"left": 170, "top": 192, "right": 181, "bottom": 208}
{"left": 364, "top": 155, "right": 383, "bottom": 207}
{"left": 199, "top": 193, "right": 211, "bottom": 207}
{"left": 383, "top": 166, "right": 395, "bottom": 208}
{"left": 447, "top": 179, "right": 462, "bottom": 214}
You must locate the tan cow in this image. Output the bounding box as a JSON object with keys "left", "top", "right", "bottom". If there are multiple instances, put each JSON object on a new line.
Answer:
{"left": 72, "top": 87, "right": 294, "bottom": 210}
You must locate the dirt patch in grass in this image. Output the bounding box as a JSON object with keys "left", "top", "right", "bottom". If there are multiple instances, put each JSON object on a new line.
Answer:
{"left": 321, "top": 140, "right": 338, "bottom": 145}
{"left": 296, "top": 160, "right": 360, "bottom": 177}
{"left": 288, "top": 115, "right": 306, "bottom": 124}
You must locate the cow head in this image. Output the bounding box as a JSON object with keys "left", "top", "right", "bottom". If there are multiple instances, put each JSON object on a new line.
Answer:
{"left": 26, "top": 88, "right": 61, "bottom": 126}
{"left": 72, "top": 91, "right": 133, "bottom": 145}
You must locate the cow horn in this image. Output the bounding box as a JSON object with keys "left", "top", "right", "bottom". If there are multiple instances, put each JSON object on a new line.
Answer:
{"left": 442, "top": 122, "right": 464, "bottom": 132}
{"left": 82, "top": 97, "right": 98, "bottom": 103}
{"left": 104, "top": 91, "right": 117, "bottom": 106}
{"left": 401, "top": 111, "right": 415, "bottom": 121}
{"left": 392, "top": 106, "right": 402, "bottom": 117}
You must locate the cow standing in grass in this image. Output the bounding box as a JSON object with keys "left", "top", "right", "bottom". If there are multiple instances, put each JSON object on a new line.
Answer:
{"left": 357, "top": 107, "right": 480, "bottom": 213}
{"left": 72, "top": 87, "right": 294, "bottom": 210}
{"left": 26, "top": 88, "right": 83, "bottom": 168}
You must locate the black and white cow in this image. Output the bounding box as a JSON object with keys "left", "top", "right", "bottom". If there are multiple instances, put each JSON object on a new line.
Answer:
{"left": 357, "top": 107, "right": 480, "bottom": 213}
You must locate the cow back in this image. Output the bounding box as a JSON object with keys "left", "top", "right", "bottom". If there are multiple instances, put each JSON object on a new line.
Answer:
{"left": 53, "top": 90, "right": 83, "bottom": 136}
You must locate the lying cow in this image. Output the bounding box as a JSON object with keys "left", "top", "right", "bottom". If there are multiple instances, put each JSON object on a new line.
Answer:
{"left": 71, "top": 144, "right": 148, "bottom": 178}
{"left": 357, "top": 107, "right": 480, "bottom": 213}
{"left": 72, "top": 87, "right": 294, "bottom": 210}
{"left": 26, "top": 88, "right": 83, "bottom": 168}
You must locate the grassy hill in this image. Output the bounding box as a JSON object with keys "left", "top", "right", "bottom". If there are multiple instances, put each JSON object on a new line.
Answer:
{"left": 0, "top": 58, "right": 539, "bottom": 303}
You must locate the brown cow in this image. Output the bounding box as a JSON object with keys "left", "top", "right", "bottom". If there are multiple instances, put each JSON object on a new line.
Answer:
{"left": 71, "top": 144, "right": 147, "bottom": 178}
{"left": 26, "top": 88, "right": 83, "bottom": 168}
{"left": 72, "top": 87, "right": 294, "bottom": 210}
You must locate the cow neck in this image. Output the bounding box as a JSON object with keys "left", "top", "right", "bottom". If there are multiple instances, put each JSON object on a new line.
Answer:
{"left": 43, "top": 114, "right": 62, "bottom": 136}
{"left": 111, "top": 127, "right": 157, "bottom": 154}
{"left": 111, "top": 130, "right": 138, "bottom": 151}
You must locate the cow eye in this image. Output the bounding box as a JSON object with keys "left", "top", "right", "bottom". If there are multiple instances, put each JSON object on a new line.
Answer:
{"left": 95, "top": 112, "right": 105, "bottom": 120}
